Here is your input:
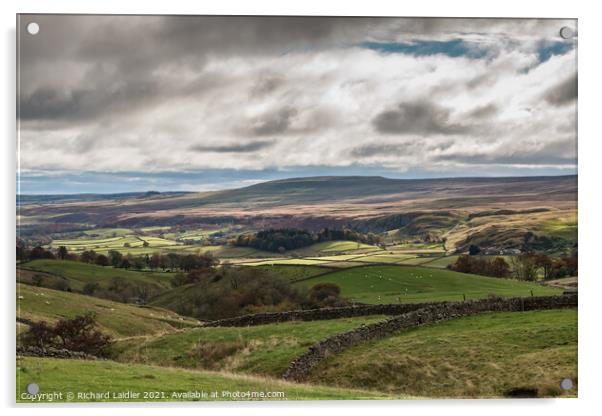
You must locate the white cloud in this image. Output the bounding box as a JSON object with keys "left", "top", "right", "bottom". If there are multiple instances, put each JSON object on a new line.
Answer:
{"left": 18, "top": 16, "right": 577, "bottom": 176}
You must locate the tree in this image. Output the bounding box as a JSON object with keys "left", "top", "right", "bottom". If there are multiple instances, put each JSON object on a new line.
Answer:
{"left": 490, "top": 257, "right": 510, "bottom": 278}
{"left": 95, "top": 254, "right": 109, "bottom": 267}
{"left": 31, "top": 274, "right": 44, "bottom": 287}
{"left": 29, "top": 246, "right": 55, "bottom": 260}
{"left": 80, "top": 250, "right": 97, "bottom": 264}
{"left": 309, "top": 282, "right": 341, "bottom": 306}
{"left": 57, "top": 246, "right": 68, "bottom": 260}
{"left": 468, "top": 244, "right": 481, "bottom": 255}
{"left": 21, "top": 313, "right": 112, "bottom": 356}
{"left": 108, "top": 250, "right": 123, "bottom": 267}
{"left": 511, "top": 253, "right": 539, "bottom": 281}
{"left": 534, "top": 253, "right": 553, "bottom": 280}
{"left": 83, "top": 282, "right": 100, "bottom": 295}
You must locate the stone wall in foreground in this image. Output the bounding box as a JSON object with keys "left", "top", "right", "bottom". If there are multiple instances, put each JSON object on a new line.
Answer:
{"left": 282, "top": 294, "right": 577, "bottom": 382}
{"left": 17, "top": 345, "right": 101, "bottom": 360}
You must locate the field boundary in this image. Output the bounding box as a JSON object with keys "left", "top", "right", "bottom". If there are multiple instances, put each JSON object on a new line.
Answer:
{"left": 281, "top": 294, "right": 577, "bottom": 382}
{"left": 201, "top": 301, "right": 453, "bottom": 327}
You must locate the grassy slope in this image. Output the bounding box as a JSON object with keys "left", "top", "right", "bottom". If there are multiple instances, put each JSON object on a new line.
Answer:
{"left": 247, "top": 264, "right": 335, "bottom": 281}
{"left": 18, "top": 260, "right": 174, "bottom": 292}
{"left": 17, "top": 283, "right": 198, "bottom": 338}
{"left": 294, "top": 265, "right": 562, "bottom": 304}
{"left": 114, "top": 316, "right": 386, "bottom": 377}
{"left": 308, "top": 309, "right": 577, "bottom": 398}
{"left": 17, "top": 357, "right": 402, "bottom": 402}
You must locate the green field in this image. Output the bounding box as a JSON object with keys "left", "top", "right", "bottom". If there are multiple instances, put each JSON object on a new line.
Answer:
{"left": 18, "top": 260, "right": 175, "bottom": 292}
{"left": 295, "top": 241, "right": 381, "bottom": 255}
{"left": 115, "top": 316, "right": 386, "bottom": 377}
{"left": 17, "top": 283, "right": 198, "bottom": 338}
{"left": 294, "top": 265, "right": 562, "bottom": 304}
{"left": 83, "top": 228, "right": 133, "bottom": 238}
{"left": 308, "top": 309, "right": 577, "bottom": 398}
{"left": 247, "top": 264, "right": 335, "bottom": 281}
{"left": 17, "top": 357, "right": 401, "bottom": 402}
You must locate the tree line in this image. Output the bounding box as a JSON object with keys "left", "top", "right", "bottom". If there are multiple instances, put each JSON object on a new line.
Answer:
{"left": 449, "top": 251, "right": 577, "bottom": 281}
{"left": 17, "top": 243, "right": 218, "bottom": 272}
{"left": 233, "top": 227, "right": 381, "bottom": 253}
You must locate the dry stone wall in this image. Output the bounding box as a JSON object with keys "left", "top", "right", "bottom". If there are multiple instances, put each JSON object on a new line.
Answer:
{"left": 282, "top": 294, "right": 577, "bottom": 382}
{"left": 202, "top": 302, "right": 450, "bottom": 327}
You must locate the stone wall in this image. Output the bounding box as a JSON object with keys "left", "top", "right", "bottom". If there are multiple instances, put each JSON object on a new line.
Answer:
{"left": 282, "top": 294, "right": 577, "bottom": 382}
{"left": 202, "top": 301, "right": 449, "bottom": 327}
{"left": 17, "top": 345, "right": 101, "bottom": 360}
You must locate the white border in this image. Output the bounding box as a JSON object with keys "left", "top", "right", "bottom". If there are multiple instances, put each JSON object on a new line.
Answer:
{"left": 2, "top": 1, "right": 601, "bottom": 415}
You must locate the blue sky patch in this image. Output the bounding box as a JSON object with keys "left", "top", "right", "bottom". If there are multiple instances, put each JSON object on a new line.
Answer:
{"left": 537, "top": 41, "right": 574, "bottom": 63}
{"left": 359, "top": 39, "right": 489, "bottom": 59}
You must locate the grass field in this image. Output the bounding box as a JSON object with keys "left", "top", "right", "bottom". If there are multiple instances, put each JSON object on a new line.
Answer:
{"left": 83, "top": 228, "right": 133, "bottom": 238}
{"left": 294, "top": 241, "right": 381, "bottom": 256}
{"left": 17, "top": 283, "right": 198, "bottom": 338}
{"left": 308, "top": 309, "right": 577, "bottom": 398}
{"left": 17, "top": 357, "right": 402, "bottom": 402}
{"left": 294, "top": 265, "right": 562, "bottom": 304}
{"left": 114, "top": 316, "right": 386, "bottom": 377}
{"left": 18, "top": 260, "right": 175, "bottom": 292}
{"left": 248, "top": 264, "right": 335, "bottom": 281}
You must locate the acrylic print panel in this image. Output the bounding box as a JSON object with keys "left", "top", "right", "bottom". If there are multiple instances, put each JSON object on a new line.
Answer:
{"left": 16, "top": 15, "right": 577, "bottom": 403}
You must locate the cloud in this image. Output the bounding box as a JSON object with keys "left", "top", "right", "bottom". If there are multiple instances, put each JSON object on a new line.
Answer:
{"left": 544, "top": 74, "right": 577, "bottom": 106}
{"left": 372, "top": 101, "right": 468, "bottom": 135}
{"left": 189, "top": 140, "right": 273, "bottom": 153}
{"left": 249, "top": 108, "right": 298, "bottom": 136}
{"left": 16, "top": 14, "right": 577, "bottom": 186}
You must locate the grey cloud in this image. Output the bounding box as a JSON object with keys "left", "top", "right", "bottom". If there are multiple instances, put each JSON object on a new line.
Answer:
{"left": 436, "top": 138, "right": 577, "bottom": 166}
{"left": 544, "top": 73, "right": 577, "bottom": 106}
{"left": 189, "top": 140, "right": 273, "bottom": 153}
{"left": 20, "top": 78, "right": 159, "bottom": 121}
{"left": 466, "top": 103, "right": 498, "bottom": 120}
{"left": 250, "top": 74, "right": 284, "bottom": 97}
{"left": 372, "top": 101, "right": 468, "bottom": 135}
{"left": 249, "top": 108, "right": 298, "bottom": 136}
{"left": 351, "top": 140, "right": 454, "bottom": 158}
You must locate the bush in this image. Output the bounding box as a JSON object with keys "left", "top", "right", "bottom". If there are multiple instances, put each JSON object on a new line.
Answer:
{"left": 20, "top": 313, "right": 112, "bottom": 356}
{"left": 309, "top": 282, "right": 341, "bottom": 306}
{"left": 83, "top": 282, "right": 100, "bottom": 295}
{"left": 450, "top": 255, "right": 510, "bottom": 278}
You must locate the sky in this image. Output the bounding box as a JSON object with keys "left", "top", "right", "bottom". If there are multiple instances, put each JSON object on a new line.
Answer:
{"left": 17, "top": 15, "right": 577, "bottom": 194}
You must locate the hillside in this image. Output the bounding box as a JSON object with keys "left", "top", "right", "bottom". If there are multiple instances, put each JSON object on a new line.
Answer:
{"left": 18, "top": 175, "right": 576, "bottom": 225}
{"left": 114, "top": 315, "right": 387, "bottom": 377}
{"left": 17, "top": 283, "right": 198, "bottom": 338}
{"left": 17, "top": 357, "right": 402, "bottom": 402}
{"left": 307, "top": 309, "right": 577, "bottom": 398}
{"left": 17, "top": 260, "right": 175, "bottom": 297}
{"left": 293, "top": 265, "right": 562, "bottom": 304}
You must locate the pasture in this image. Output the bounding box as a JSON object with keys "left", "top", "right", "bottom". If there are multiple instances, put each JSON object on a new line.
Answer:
{"left": 294, "top": 265, "right": 562, "bottom": 304}
{"left": 114, "top": 316, "right": 386, "bottom": 377}
{"left": 17, "top": 357, "right": 399, "bottom": 402}
{"left": 18, "top": 260, "right": 174, "bottom": 292}
{"left": 308, "top": 309, "right": 577, "bottom": 398}
{"left": 17, "top": 283, "right": 198, "bottom": 338}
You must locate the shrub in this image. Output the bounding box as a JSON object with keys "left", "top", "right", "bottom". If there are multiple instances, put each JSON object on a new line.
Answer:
{"left": 309, "top": 282, "right": 341, "bottom": 306}
{"left": 20, "top": 313, "right": 112, "bottom": 356}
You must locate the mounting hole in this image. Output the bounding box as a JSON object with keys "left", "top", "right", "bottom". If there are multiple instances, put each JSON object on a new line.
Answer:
{"left": 27, "top": 22, "right": 40, "bottom": 35}
{"left": 26, "top": 383, "right": 39, "bottom": 395}
{"left": 560, "top": 378, "right": 573, "bottom": 390}
{"left": 559, "top": 26, "right": 575, "bottom": 39}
